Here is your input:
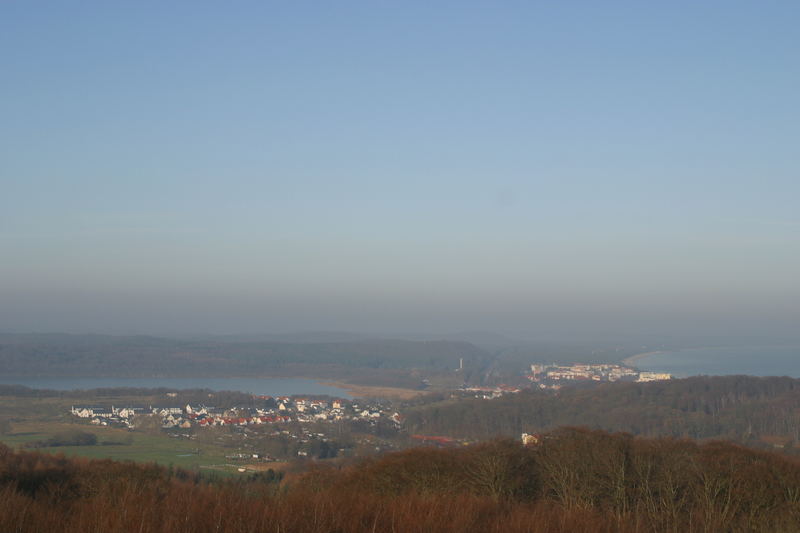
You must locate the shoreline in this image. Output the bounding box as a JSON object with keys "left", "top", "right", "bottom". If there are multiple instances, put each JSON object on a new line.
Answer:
{"left": 622, "top": 350, "right": 667, "bottom": 367}
{"left": 0, "top": 375, "right": 425, "bottom": 400}
{"left": 318, "top": 381, "right": 428, "bottom": 400}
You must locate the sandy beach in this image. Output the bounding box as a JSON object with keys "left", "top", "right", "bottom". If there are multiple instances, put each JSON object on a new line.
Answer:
{"left": 320, "top": 381, "right": 428, "bottom": 400}
{"left": 622, "top": 351, "right": 666, "bottom": 367}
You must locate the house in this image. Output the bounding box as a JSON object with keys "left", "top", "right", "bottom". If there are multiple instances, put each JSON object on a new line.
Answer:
{"left": 116, "top": 406, "right": 147, "bottom": 418}
{"left": 636, "top": 372, "right": 672, "bottom": 382}
{"left": 71, "top": 406, "right": 109, "bottom": 418}
{"left": 153, "top": 407, "right": 182, "bottom": 416}
{"left": 521, "top": 433, "right": 540, "bottom": 446}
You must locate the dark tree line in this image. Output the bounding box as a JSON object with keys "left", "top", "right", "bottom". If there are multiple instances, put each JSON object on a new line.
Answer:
{"left": 2, "top": 428, "right": 800, "bottom": 532}
{"left": 403, "top": 376, "right": 800, "bottom": 445}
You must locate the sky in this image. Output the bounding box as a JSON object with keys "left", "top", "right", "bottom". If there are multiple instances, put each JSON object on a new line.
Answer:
{"left": 1, "top": 2, "right": 799, "bottom": 341}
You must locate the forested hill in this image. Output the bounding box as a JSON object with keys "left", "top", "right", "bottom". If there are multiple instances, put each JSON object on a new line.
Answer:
{"left": 405, "top": 376, "right": 800, "bottom": 443}
{"left": 3, "top": 428, "right": 800, "bottom": 532}
{"left": 0, "top": 334, "right": 489, "bottom": 385}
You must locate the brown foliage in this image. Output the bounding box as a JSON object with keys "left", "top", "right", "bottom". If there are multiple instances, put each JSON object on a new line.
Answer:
{"left": 1, "top": 429, "right": 800, "bottom": 533}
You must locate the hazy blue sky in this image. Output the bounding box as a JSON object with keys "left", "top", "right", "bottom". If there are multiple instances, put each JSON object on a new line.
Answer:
{"left": 1, "top": 2, "right": 798, "bottom": 339}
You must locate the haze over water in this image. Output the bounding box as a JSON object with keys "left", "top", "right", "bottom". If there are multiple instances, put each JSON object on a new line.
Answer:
{"left": 637, "top": 346, "right": 800, "bottom": 378}
{"left": 0, "top": 377, "right": 352, "bottom": 399}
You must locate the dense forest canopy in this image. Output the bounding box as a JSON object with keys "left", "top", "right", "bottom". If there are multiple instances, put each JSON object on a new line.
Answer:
{"left": 405, "top": 376, "right": 800, "bottom": 444}
{"left": 2, "top": 428, "right": 799, "bottom": 532}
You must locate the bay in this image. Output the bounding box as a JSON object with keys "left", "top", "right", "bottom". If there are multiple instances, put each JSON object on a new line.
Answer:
{"left": 0, "top": 376, "right": 352, "bottom": 398}
{"left": 636, "top": 346, "right": 800, "bottom": 378}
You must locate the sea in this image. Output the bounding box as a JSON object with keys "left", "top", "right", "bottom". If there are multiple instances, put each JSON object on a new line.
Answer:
{"left": 0, "top": 377, "right": 352, "bottom": 398}
{"left": 636, "top": 345, "right": 800, "bottom": 378}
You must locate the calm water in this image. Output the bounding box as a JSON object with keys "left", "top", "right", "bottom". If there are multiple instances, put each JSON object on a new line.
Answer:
{"left": 637, "top": 346, "right": 800, "bottom": 378}
{"left": 0, "top": 377, "right": 352, "bottom": 398}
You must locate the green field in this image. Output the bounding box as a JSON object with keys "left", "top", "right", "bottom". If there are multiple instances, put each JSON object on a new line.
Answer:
{"left": 0, "top": 419, "right": 236, "bottom": 471}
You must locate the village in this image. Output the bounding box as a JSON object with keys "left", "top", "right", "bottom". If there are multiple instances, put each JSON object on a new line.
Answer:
{"left": 527, "top": 363, "right": 672, "bottom": 388}
{"left": 456, "top": 363, "right": 672, "bottom": 398}
{"left": 70, "top": 396, "right": 401, "bottom": 431}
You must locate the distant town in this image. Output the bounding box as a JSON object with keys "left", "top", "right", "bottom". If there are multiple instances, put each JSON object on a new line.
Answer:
{"left": 457, "top": 362, "right": 671, "bottom": 398}
{"left": 526, "top": 363, "right": 671, "bottom": 389}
